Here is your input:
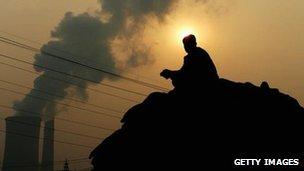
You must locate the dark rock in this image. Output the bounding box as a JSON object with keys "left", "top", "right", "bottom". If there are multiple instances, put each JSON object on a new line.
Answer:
{"left": 90, "top": 78, "right": 304, "bottom": 170}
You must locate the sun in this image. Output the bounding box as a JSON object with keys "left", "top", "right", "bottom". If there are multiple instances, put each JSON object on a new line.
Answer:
{"left": 177, "top": 27, "right": 196, "bottom": 40}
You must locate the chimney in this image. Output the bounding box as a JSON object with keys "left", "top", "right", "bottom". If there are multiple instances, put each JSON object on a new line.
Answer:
{"left": 2, "top": 116, "right": 41, "bottom": 171}
{"left": 41, "top": 119, "right": 54, "bottom": 171}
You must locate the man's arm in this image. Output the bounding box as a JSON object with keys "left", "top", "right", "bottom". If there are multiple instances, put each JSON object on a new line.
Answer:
{"left": 160, "top": 69, "right": 179, "bottom": 79}
{"left": 161, "top": 56, "right": 187, "bottom": 79}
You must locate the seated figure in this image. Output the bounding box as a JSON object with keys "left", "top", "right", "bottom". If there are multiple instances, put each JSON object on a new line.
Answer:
{"left": 160, "top": 34, "right": 219, "bottom": 89}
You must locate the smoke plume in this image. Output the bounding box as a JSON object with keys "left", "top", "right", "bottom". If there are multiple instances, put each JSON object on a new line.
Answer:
{"left": 13, "top": 0, "right": 177, "bottom": 119}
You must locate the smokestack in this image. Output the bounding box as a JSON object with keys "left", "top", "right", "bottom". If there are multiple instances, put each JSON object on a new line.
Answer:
{"left": 41, "top": 119, "right": 54, "bottom": 171}
{"left": 2, "top": 116, "right": 41, "bottom": 171}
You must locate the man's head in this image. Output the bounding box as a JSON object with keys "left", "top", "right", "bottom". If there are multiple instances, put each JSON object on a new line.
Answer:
{"left": 182, "top": 34, "right": 197, "bottom": 53}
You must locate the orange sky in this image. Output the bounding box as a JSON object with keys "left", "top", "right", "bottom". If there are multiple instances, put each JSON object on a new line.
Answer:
{"left": 0, "top": 0, "right": 303, "bottom": 170}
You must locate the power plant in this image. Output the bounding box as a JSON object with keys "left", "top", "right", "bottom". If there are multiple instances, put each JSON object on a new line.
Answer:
{"left": 2, "top": 116, "right": 54, "bottom": 171}
{"left": 41, "top": 120, "right": 55, "bottom": 171}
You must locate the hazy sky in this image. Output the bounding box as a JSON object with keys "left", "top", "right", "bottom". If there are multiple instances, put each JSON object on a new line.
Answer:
{"left": 0, "top": 0, "right": 303, "bottom": 170}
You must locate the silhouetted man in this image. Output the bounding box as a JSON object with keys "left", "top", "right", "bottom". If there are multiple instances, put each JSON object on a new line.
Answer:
{"left": 160, "top": 34, "right": 218, "bottom": 89}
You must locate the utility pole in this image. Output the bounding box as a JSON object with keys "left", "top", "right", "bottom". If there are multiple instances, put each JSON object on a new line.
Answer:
{"left": 63, "top": 159, "right": 70, "bottom": 171}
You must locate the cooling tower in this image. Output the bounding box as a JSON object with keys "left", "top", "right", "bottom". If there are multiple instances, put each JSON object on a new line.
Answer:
{"left": 2, "top": 116, "right": 41, "bottom": 171}
{"left": 41, "top": 119, "right": 54, "bottom": 171}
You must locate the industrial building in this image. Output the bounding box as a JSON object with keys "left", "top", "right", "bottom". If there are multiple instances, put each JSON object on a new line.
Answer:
{"left": 2, "top": 116, "right": 54, "bottom": 171}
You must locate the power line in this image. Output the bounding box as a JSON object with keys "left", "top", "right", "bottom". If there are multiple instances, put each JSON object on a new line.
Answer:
{"left": 0, "top": 79, "right": 123, "bottom": 114}
{"left": 0, "top": 29, "right": 162, "bottom": 84}
{"left": 0, "top": 104, "right": 117, "bottom": 131}
{"left": 58, "top": 157, "right": 89, "bottom": 162}
{"left": 58, "top": 157, "right": 89, "bottom": 163}
{"left": 2, "top": 157, "right": 89, "bottom": 165}
{"left": 0, "top": 129, "right": 94, "bottom": 149}
{"left": 0, "top": 52, "right": 148, "bottom": 97}
{"left": 0, "top": 35, "right": 169, "bottom": 91}
{"left": 3, "top": 35, "right": 169, "bottom": 91}
{"left": 0, "top": 60, "right": 140, "bottom": 103}
{"left": 1, "top": 158, "right": 91, "bottom": 169}
{"left": 0, "top": 116, "right": 104, "bottom": 140}
{"left": 0, "top": 86, "right": 122, "bottom": 119}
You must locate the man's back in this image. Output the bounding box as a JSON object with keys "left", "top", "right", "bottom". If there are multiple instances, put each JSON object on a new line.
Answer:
{"left": 160, "top": 34, "right": 219, "bottom": 89}
{"left": 181, "top": 47, "right": 218, "bottom": 81}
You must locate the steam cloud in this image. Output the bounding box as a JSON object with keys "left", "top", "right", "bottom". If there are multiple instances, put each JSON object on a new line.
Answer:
{"left": 13, "top": 0, "right": 228, "bottom": 119}
{"left": 13, "top": 0, "right": 177, "bottom": 119}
